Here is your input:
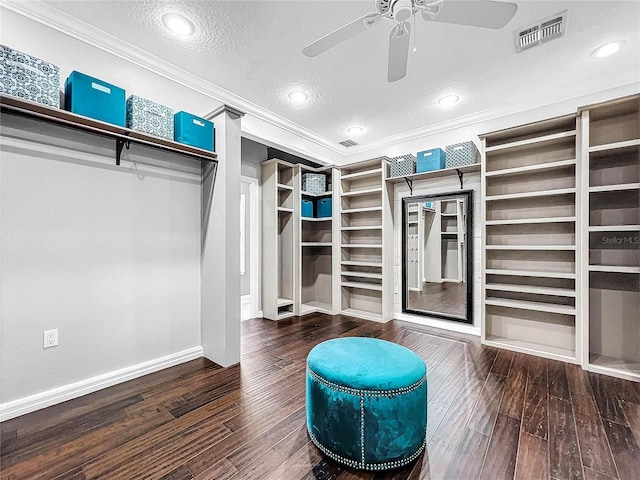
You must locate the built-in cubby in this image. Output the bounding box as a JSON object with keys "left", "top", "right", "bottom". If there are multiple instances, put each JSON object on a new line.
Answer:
{"left": 580, "top": 94, "right": 640, "bottom": 381}
{"left": 262, "top": 159, "right": 297, "bottom": 320}
{"left": 339, "top": 158, "right": 392, "bottom": 322}
{"left": 481, "top": 114, "right": 579, "bottom": 363}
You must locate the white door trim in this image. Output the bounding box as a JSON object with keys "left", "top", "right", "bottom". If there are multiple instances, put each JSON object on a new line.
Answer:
{"left": 241, "top": 175, "right": 260, "bottom": 319}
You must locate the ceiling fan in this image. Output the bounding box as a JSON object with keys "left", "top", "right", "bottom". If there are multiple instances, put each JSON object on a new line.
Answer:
{"left": 302, "top": 0, "right": 518, "bottom": 82}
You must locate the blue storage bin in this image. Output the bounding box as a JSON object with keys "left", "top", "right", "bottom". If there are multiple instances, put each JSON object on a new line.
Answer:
{"left": 316, "top": 198, "right": 332, "bottom": 218}
{"left": 417, "top": 148, "right": 446, "bottom": 172}
{"left": 174, "top": 111, "right": 215, "bottom": 151}
{"left": 64, "top": 71, "right": 125, "bottom": 126}
{"left": 302, "top": 199, "right": 314, "bottom": 218}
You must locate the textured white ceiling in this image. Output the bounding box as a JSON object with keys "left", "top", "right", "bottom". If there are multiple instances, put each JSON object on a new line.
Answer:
{"left": 35, "top": 1, "right": 640, "bottom": 148}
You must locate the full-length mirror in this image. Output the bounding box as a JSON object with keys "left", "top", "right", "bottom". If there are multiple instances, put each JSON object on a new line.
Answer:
{"left": 402, "top": 191, "right": 473, "bottom": 323}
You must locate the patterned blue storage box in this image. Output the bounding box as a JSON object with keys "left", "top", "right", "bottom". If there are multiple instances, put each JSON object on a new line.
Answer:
{"left": 174, "top": 111, "right": 214, "bottom": 151}
{"left": 390, "top": 154, "right": 416, "bottom": 177}
{"left": 302, "top": 173, "right": 326, "bottom": 194}
{"left": 302, "top": 199, "right": 314, "bottom": 218}
{"left": 316, "top": 198, "right": 332, "bottom": 218}
{"left": 416, "top": 148, "right": 446, "bottom": 172}
{"left": 0, "top": 45, "right": 60, "bottom": 107}
{"left": 126, "top": 95, "right": 173, "bottom": 140}
{"left": 445, "top": 141, "right": 480, "bottom": 168}
{"left": 64, "top": 71, "right": 125, "bottom": 126}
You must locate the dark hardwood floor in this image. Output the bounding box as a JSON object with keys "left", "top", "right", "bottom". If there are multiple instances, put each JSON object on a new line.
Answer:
{"left": 1, "top": 314, "right": 639, "bottom": 480}
{"left": 407, "top": 282, "right": 466, "bottom": 317}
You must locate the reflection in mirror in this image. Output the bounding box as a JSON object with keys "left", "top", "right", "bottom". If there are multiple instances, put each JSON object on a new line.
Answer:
{"left": 402, "top": 191, "right": 473, "bottom": 323}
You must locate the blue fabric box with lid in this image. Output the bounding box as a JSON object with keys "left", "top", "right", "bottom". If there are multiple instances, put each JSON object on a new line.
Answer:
{"left": 1, "top": 44, "right": 60, "bottom": 107}
{"left": 126, "top": 95, "right": 174, "bottom": 140}
{"left": 64, "top": 71, "right": 125, "bottom": 126}
{"left": 316, "top": 198, "right": 332, "bottom": 218}
{"left": 302, "top": 199, "right": 314, "bottom": 218}
{"left": 174, "top": 111, "right": 215, "bottom": 151}
{"left": 416, "top": 148, "right": 446, "bottom": 172}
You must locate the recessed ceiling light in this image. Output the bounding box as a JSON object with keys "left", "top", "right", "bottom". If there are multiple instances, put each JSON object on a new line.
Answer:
{"left": 162, "top": 13, "right": 195, "bottom": 37}
{"left": 438, "top": 94, "right": 460, "bottom": 106}
{"left": 347, "top": 126, "right": 364, "bottom": 135}
{"left": 288, "top": 91, "right": 308, "bottom": 104}
{"left": 591, "top": 42, "right": 622, "bottom": 58}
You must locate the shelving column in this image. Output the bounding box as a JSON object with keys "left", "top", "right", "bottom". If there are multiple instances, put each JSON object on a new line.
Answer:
{"left": 579, "top": 94, "right": 640, "bottom": 381}
{"left": 339, "top": 158, "right": 393, "bottom": 322}
{"left": 261, "top": 159, "right": 296, "bottom": 320}
{"left": 481, "top": 115, "right": 580, "bottom": 363}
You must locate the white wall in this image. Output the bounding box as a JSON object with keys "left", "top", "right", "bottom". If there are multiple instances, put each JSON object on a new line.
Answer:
{"left": 241, "top": 137, "right": 268, "bottom": 180}
{"left": 0, "top": 117, "right": 203, "bottom": 406}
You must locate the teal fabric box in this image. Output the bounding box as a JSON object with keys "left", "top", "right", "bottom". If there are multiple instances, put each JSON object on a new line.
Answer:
{"left": 174, "top": 111, "right": 214, "bottom": 151}
{"left": 416, "top": 148, "right": 446, "bottom": 172}
{"left": 316, "top": 198, "right": 332, "bottom": 218}
{"left": 126, "top": 95, "right": 174, "bottom": 140}
{"left": 64, "top": 71, "right": 125, "bottom": 126}
{"left": 1, "top": 44, "right": 60, "bottom": 107}
{"left": 302, "top": 199, "right": 314, "bottom": 218}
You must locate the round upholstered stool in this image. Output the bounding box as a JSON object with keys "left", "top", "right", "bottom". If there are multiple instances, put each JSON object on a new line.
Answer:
{"left": 306, "top": 337, "right": 427, "bottom": 471}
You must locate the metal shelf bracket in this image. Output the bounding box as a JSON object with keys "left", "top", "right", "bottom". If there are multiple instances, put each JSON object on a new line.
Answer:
{"left": 115, "top": 139, "right": 130, "bottom": 166}
{"left": 404, "top": 176, "right": 413, "bottom": 195}
{"left": 456, "top": 168, "right": 464, "bottom": 189}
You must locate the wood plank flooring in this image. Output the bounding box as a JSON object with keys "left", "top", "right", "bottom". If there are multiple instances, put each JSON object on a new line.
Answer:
{"left": 1, "top": 314, "right": 639, "bottom": 480}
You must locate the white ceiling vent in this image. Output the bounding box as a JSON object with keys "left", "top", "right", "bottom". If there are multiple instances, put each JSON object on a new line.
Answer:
{"left": 515, "top": 11, "right": 567, "bottom": 53}
{"left": 339, "top": 139, "right": 359, "bottom": 147}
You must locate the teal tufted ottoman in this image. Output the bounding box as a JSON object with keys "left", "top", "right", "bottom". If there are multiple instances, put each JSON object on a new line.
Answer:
{"left": 306, "top": 337, "right": 427, "bottom": 471}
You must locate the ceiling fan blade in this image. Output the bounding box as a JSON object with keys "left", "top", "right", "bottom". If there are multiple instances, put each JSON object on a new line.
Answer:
{"left": 424, "top": 1, "right": 518, "bottom": 29}
{"left": 388, "top": 22, "right": 411, "bottom": 83}
{"left": 302, "top": 12, "right": 382, "bottom": 57}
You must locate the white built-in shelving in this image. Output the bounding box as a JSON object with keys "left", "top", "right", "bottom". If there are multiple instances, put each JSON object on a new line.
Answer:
{"left": 339, "top": 158, "right": 393, "bottom": 322}
{"left": 579, "top": 94, "right": 640, "bottom": 381}
{"left": 481, "top": 114, "right": 580, "bottom": 363}
{"left": 261, "top": 159, "right": 297, "bottom": 320}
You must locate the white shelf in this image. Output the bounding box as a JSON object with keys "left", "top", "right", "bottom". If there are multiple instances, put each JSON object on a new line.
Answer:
{"left": 340, "top": 244, "right": 382, "bottom": 249}
{"left": 589, "top": 225, "right": 640, "bottom": 232}
{"left": 441, "top": 213, "right": 458, "bottom": 218}
{"left": 277, "top": 207, "right": 294, "bottom": 213}
{"left": 485, "top": 187, "right": 576, "bottom": 202}
{"left": 341, "top": 281, "right": 383, "bottom": 291}
{"left": 485, "top": 158, "right": 576, "bottom": 178}
{"left": 340, "top": 168, "right": 383, "bottom": 181}
{"left": 589, "top": 265, "right": 640, "bottom": 274}
{"left": 441, "top": 232, "right": 458, "bottom": 236}
{"left": 589, "top": 138, "right": 640, "bottom": 154}
{"left": 485, "top": 216, "right": 576, "bottom": 226}
{"left": 485, "top": 130, "right": 576, "bottom": 153}
{"left": 341, "top": 187, "right": 382, "bottom": 197}
{"left": 341, "top": 225, "right": 382, "bottom": 231}
{"left": 485, "top": 283, "right": 575, "bottom": 297}
{"left": 485, "top": 245, "right": 575, "bottom": 251}
{"left": 341, "top": 260, "right": 383, "bottom": 267}
{"left": 301, "top": 190, "right": 332, "bottom": 198}
{"left": 300, "top": 301, "right": 332, "bottom": 315}
{"left": 341, "top": 271, "right": 383, "bottom": 279}
{"left": 302, "top": 217, "right": 332, "bottom": 222}
{"left": 385, "top": 163, "right": 480, "bottom": 183}
{"left": 341, "top": 206, "right": 383, "bottom": 214}
{"left": 340, "top": 308, "right": 383, "bottom": 322}
{"left": 301, "top": 242, "right": 332, "bottom": 247}
{"left": 484, "top": 336, "right": 576, "bottom": 363}
{"left": 275, "top": 311, "right": 295, "bottom": 320}
{"left": 485, "top": 269, "right": 576, "bottom": 279}
{"left": 486, "top": 298, "right": 575, "bottom": 315}
{"left": 277, "top": 298, "right": 293, "bottom": 307}
{"left": 277, "top": 183, "right": 293, "bottom": 191}
{"left": 589, "top": 183, "right": 640, "bottom": 193}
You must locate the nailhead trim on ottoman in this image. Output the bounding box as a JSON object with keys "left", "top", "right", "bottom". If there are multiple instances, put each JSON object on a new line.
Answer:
{"left": 306, "top": 337, "right": 428, "bottom": 471}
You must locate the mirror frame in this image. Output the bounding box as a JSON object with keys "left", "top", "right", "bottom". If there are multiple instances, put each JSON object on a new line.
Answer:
{"left": 402, "top": 190, "right": 473, "bottom": 324}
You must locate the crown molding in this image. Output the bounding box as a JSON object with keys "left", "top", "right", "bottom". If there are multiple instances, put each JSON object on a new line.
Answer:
{"left": 0, "top": 0, "right": 350, "bottom": 158}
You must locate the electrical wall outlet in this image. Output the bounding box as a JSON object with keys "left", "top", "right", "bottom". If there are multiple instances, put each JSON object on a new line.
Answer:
{"left": 43, "top": 329, "right": 58, "bottom": 348}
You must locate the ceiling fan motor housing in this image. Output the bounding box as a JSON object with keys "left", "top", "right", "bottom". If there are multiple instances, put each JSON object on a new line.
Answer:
{"left": 393, "top": 0, "right": 414, "bottom": 22}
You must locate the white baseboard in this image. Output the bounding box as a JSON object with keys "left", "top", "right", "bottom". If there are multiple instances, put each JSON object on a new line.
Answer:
{"left": 394, "top": 312, "right": 481, "bottom": 337}
{"left": 0, "top": 346, "right": 203, "bottom": 422}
